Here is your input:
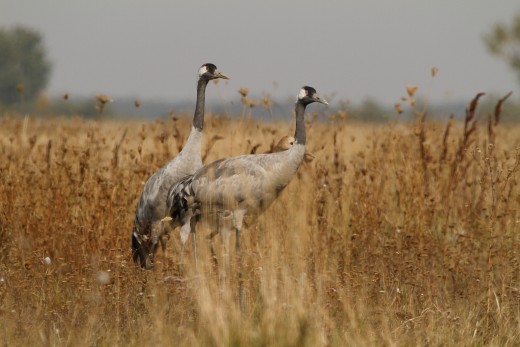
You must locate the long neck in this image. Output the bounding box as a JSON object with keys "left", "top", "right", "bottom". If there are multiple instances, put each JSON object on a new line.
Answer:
{"left": 294, "top": 101, "right": 306, "bottom": 145}
{"left": 193, "top": 78, "right": 209, "bottom": 131}
{"left": 267, "top": 101, "right": 306, "bottom": 193}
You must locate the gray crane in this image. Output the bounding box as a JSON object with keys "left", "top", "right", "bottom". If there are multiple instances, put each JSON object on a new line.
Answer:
{"left": 166, "top": 86, "right": 328, "bottom": 267}
{"left": 132, "top": 63, "right": 229, "bottom": 269}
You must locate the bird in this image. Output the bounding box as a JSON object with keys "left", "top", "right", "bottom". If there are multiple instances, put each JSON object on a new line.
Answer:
{"left": 166, "top": 86, "right": 327, "bottom": 267}
{"left": 132, "top": 63, "right": 229, "bottom": 269}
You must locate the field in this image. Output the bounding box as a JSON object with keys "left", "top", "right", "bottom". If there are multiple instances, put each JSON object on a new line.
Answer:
{"left": 1, "top": 97, "right": 520, "bottom": 346}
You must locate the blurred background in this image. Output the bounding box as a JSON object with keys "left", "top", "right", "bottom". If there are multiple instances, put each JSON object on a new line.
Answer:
{"left": 1, "top": 0, "right": 520, "bottom": 120}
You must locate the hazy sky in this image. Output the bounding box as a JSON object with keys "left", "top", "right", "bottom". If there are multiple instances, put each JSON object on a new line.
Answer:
{"left": 2, "top": 0, "right": 519, "bottom": 106}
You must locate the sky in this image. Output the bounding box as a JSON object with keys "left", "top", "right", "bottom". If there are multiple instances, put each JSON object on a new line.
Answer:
{"left": 2, "top": 0, "right": 520, "bottom": 107}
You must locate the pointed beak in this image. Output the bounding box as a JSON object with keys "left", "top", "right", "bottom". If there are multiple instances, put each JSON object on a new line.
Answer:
{"left": 313, "top": 95, "right": 328, "bottom": 105}
{"left": 214, "top": 70, "right": 230, "bottom": 80}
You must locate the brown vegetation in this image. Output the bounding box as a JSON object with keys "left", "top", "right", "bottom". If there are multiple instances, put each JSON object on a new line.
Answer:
{"left": 0, "top": 97, "right": 519, "bottom": 345}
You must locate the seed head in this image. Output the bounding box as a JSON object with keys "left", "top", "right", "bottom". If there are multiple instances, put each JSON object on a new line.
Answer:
{"left": 262, "top": 96, "right": 271, "bottom": 108}
{"left": 238, "top": 87, "right": 249, "bottom": 97}
{"left": 96, "top": 94, "right": 113, "bottom": 105}
{"left": 406, "top": 86, "right": 418, "bottom": 98}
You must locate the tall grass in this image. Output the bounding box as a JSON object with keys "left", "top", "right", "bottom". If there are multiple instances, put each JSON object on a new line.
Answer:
{"left": 0, "top": 95, "right": 519, "bottom": 345}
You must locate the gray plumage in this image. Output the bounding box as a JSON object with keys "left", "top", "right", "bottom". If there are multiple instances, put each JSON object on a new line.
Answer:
{"left": 167, "top": 86, "right": 328, "bottom": 260}
{"left": 132, "top": 63, "right": 229, "bottom": 269}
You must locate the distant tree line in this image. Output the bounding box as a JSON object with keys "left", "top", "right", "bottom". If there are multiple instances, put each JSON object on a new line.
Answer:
{"left": 2, "top": 18, "right": 520, "bottom": 120}
{"left": 0, "top": 26, "right": 51, "bottom": 108}
{"left": 483, "top": 12, "right": 520, "bottom": 83}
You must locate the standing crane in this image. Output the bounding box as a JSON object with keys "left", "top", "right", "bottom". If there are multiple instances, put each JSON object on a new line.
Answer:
{"left": 166, "top": 86, "right": 327, "bottom": 272}
{"left": 132, "top": 63, "right": 229, "bottom": 269}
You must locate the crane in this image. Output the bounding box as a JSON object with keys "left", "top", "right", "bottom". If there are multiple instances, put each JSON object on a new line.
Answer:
{"left": 132, "top": 63, "right": 229, "bottom": 269}
{"left": 166, "top": 86, "right": 327, "bottom": 268}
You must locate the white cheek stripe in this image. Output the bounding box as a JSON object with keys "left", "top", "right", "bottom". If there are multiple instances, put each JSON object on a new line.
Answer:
{"left": 198, "top": 65, "right": 209, "bottom": 77}
{"left": 297, "top": 88, "right": 307, "bottom": 100}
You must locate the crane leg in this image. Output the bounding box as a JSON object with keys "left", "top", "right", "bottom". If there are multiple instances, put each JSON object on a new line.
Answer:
{"left": 207, "top": 229, "right": 219, "bottom": 267}
{"left": 218, "top": 221, "right": 231, "bottom": 289}
{"left": 179, "top": 243, "right": 185, "bottom": 274}
{"left": 235, "top": 227, "right": 240, "bottom": 252}
{"left": 233, "top": 209, "right": 245, "bottom": 312}
{"left": 190, "top": 217, "right": 198, "bottom": 271}
{"left": 236, "top": 225, "right": 243, "bottom": 311}
{"left": 179, "top": 219, "right": 191, "bottom": 273}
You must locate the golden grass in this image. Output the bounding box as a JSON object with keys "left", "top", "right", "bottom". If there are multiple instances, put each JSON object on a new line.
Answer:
{"left": 1, "top": 102, "right": 519, "bottom": 346}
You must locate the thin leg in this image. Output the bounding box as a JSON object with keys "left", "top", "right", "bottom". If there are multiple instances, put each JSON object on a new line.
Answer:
{"left": 178, "top": 243, "right": 185, "bottom": 275}
{"left": 179, "top": 216, "right": 193, "bottom": 273}
{"left": 190, "top": 217, "right": 198, "bottom": 272}
{"left": 219, "top": 222, "right": 230, "bottom": 290}
{"left": 209, "top": 239, "right": 218, "bottom": 267}
{"left": 236, "top": 226, "right": 243, "bottom": 312}
{"left": 235, "top": 227, "right": 241, "bottom": 252}
{"left": 207, "top": 227, "right": 219, "bottom": 266}
{"left": 191, "top": 231, "right": 198, "bottom": 272}
{"left": 232, "top": 210, "right": 246, "bottom": 312}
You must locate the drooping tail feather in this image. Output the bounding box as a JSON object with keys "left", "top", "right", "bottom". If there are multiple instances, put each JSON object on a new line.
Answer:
{"left": 167, "top": 175, "right": 198, "bottom": 220}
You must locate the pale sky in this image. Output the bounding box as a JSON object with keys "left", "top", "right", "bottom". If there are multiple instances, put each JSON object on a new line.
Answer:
{"left": 2, "top": 0, "right": 519, "bottom": 106}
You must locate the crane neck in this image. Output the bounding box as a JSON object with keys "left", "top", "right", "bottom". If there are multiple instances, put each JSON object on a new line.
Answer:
{"left": 294, "top": 101, "right": 306, "bottom": 145}
{"left": 193, "top": 78, "right": 209, "bottom": 131}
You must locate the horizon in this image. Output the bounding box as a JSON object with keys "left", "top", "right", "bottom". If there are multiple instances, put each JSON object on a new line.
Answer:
{"left": 1, "top": 1, "right": 519, "bottom": 108}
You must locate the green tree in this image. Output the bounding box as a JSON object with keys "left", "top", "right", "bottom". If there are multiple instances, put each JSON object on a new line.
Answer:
{"left": 0, "top": 26, "right": 51, "bottom": 106}
{"left": 483, "top": 13, "right": 520, "bottom": 83}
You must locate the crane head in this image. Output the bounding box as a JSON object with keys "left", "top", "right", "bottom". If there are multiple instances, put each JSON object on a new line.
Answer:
{"left": 132, "top": 226, "right": 157, "bottom": 270}
{"left": 198, "top": 63, "right": 229, "bottom": 81}
{"left": 297, "top": 86, "right": 328, "bottom": 106}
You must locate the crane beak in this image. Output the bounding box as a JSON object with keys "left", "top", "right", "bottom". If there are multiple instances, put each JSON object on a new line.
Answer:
{"left": 214, "top": 70, "right": 230, "bottom": 80}
{"left": 313, "top": 95, "right": 328, "bottom": 105}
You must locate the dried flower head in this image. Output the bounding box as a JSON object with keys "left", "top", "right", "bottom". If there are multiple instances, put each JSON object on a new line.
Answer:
{"left": 96, "top": 94, "right": 113, "bottom": 105}
{"left": 241, "top": 97, "right": 258, "bottom": 108}
{"left": 262, "top": 96, "right": 272, "bottom": 108}
{"left": 239, "top": 87, "right": 249, "bottom": 97}
{"left": 406, "top": 86, "right": 418, "bottom": 98}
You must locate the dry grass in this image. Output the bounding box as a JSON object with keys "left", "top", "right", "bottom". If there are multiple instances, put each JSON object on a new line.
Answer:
{"left": 1, "top": 99, "right": 520, "bottom": 346}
